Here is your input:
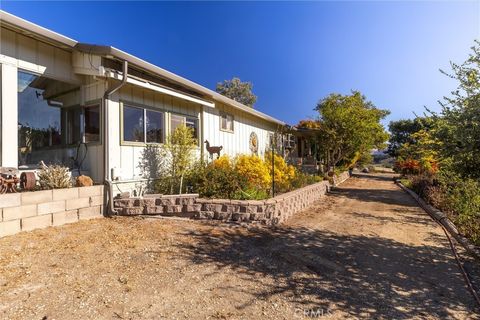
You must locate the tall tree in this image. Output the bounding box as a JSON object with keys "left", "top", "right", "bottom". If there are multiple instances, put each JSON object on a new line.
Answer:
{"left": 387, "top": 117, "right": 433, "bottom": 157}
{"left": 315, "top": 91, "right": 390, "bottom": 169}
{"left": 435, "top": 40, "right": 480, "bottom": 179}
{"left": 216, "top": 77, "right": 257, "bottom": 108}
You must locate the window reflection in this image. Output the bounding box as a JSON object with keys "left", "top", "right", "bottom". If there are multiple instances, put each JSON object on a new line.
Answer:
{"left": 186, "top": 117, "right": 198, "bottom": 140}
{"left": 123, "top": 105, "right": 144, "bottom": 142}
{"left": 170, "top": 114, "right": 199, "bottom": 140}
{"left": 17, "top": 71, "right": 80, "bottom": 166}
{"left": 146, "top": 110, "right": 163, "bottom": 143}
{"left": 85, "top": 105, "right": 100, "bottom": 143}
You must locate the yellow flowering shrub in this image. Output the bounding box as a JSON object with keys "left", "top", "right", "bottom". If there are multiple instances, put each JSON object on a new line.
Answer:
{"left": 265, "top": 152, "right": 296, "bottom": 192}
{"left": 212, "top": 155, "right": 232, "bottom": 170}
{"left": 234, "top": 154, "right": 271, "bottom": 190}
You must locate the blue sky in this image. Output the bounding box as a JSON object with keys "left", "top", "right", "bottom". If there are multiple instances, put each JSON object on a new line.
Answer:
{"left": 2, "top": 1, "right": 479, "bottom": 126}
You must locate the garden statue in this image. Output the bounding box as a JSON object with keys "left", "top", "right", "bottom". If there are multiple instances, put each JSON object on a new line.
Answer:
{"left": 204, "top": 140, "right": 223, "bottom": 159}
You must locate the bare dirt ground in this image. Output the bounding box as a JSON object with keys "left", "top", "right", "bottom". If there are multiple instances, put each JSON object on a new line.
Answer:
{"left": 0, "top": 173, "right": 478, "bottom": 319}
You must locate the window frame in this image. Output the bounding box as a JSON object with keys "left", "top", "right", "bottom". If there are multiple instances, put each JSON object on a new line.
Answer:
{"left": 83, "top": 101, "right": 102, "bottom": 145}
{"left": 17, "top": 69, "right": 92, "bottom": 151}
{"left": 120, "top": 101, "right": 166, "bottom": 146}
{"left": 219, "top": 111, "right": 234, "bottom": 133}
{"left": 169, "top": 113, "right": 200, "bottom": 146}
{"left": 145, "top": 109, "right": 165, "bottom": 144}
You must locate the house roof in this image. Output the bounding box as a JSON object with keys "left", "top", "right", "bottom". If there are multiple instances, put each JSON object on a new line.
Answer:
{"left": 0, "top": 10, "right": 286, "bottom": 127}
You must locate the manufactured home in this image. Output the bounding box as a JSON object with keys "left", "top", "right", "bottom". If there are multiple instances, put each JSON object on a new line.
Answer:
{"left": 0, "top": 11, "right": 321, "bottom": 196}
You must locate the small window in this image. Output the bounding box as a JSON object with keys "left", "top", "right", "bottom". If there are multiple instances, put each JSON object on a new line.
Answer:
{"left": 220, "top": 112, "right": 234, "bottom": 132}
{"left": 64, "top": 107, "right": 82, "bottom": 145}
{"left": 123, "top": 105, "right": 144, "bottom": 142}
{"left": 146, "top": 110, "right": 164, "bottom": 143}
{"left": 170, "top": 114, "right": 185, "bottom": 135}
{"left": 170, "top": 114, "right": 199, "bottom": 140}
{"left": 186, "top": 117, "right": 198, "bottom": 140}
{"left": 84, "top": 105, "right": 100, "bottom": 143}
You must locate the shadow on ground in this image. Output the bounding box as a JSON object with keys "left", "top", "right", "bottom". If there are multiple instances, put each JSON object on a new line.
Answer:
{"left": 176, "top": 225, "right": 477, "bottom": 318}
{"left": 344, "top": 211, "right": 436, "bottom": 226}
{"left": 329, "top": 187, "right": 418, "bottom": 207}
{"left": 351, "top": 173, "right": 398, "bottom": 182}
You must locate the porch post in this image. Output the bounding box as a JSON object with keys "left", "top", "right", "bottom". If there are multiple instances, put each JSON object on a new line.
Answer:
{"left": 1, "top": 64, "right": 18, "bottom": 167}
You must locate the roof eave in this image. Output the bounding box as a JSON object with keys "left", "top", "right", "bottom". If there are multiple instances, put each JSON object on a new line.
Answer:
{"left": 0, "top": 10, "right": 77, "bottom": 48}
{"left": 0, "top": 10, "right": 286, "bottom": 127}
{"left": 75, "top": 43, "right": 286, "bottom": 126}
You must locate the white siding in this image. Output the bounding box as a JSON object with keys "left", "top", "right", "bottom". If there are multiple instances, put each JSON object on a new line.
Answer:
{"left": 0, "top": 26, "right": 282, "bottom": 184}
{"left": 107, "top": 84, "right": 202, "bottom": 180}
{"left": 0, "top": 28, "right": 104, "bottom": 180}
{"left": 203, "top": 103, "right": 277, "bottom": 158}
{"left": 0, "top": 27, "right": 79, "bottom": 83}
{"left": 0, "top": 64, "right": 18, "bottom": 167}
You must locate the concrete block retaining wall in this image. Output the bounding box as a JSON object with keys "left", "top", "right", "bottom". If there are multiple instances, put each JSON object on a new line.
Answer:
{"left": 335, "top": 171, "right": 350, "bottom": 186}
{"left": 114, "top": 178, "right": 341, "bottom": 225}
{"left": 114, "top": 194, "right": 200, "bottom": 218}
{"left": 0, "top": 185, "right": 105, "bottom": 238}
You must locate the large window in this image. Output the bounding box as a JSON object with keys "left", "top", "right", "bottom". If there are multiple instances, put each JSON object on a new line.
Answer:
{"left": 170, "top": 114, "right": 199, "bottom": 140}
{"left": 17, "top": 70, "right": 85, "bottom": 165}
{"left": 18, "top": 72, "right": 63, "bottom": 150}
{"left": 123, "top": 104, "right": 164, "bottom": 144}
{"left": 220, "top": 112, "right": 234, "bottom": 132}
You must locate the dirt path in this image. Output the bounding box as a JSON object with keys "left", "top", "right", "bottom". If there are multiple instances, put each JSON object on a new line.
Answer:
{"left": 0, "top": 173, "right": 478, "bottom": 319}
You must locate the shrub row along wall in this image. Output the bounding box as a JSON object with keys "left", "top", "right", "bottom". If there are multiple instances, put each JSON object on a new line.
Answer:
{"left": 114, "top": 178, "right": 345, "bottom": 225}
{"left": 0, "top": 185, "right": 105, "bottom": 238}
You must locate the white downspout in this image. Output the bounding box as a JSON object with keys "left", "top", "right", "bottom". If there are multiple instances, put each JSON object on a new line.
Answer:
{"left": 103, "top": 60, "right": 128, "bottom": 214}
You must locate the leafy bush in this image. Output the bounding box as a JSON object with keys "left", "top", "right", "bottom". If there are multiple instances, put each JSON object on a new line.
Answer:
{"left": 291, "top": 171, "right": 323, "bottom": 190}
{"left": 184, "top": 152, "right": 326, "bottom": 200}
{"left": 37, "top": 165, "right": 72, "bottom": 189}
{"left": 406, "top": 172, "right": 480, "bottom": 245}
{"left": 394, "top": 158, "right": 420, "bottom": 175}
{"left": 234, "top": 154, "right": 271, "bottom": 191}
{"left": 233, "top": 187, "right": 269, "bottom": 201}
{"left": 142, "top": 126, "right": 197, "bottom": 194}
{"left": 265, "top": 151, "right": 296, "bottom": 193}
{"left": 187, "top": 157, "right": 246, "bottom": 199}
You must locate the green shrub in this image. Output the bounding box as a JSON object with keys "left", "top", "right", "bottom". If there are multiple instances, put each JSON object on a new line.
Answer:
{"left": 233, "top": 187, "right": 269, "bottom": 200}
{"left": 291, "top": 171, "right": 323, "bottom": 190}
{"left": 406, "top": 172, "right": 480, "bottom": 245}
{"left": 436, "top": 173, "right": 480, "bottom": 245}
{"left": 186, "top": 159, "right": 248, "bottom": 199}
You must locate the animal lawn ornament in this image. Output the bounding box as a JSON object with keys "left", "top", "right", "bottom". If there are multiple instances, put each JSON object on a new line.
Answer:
{"left": 0, "top": 167, "right": 20, "bottom": 194}
{"left": 204, "top": 140, "right": 223, "bottom": 159}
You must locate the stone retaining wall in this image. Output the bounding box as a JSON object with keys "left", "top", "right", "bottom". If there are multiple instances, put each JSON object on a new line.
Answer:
{"left": 114, "top": 180, "right": 335, "bottom": 225}
{"left": 195, "top": 180, "right": 331, "bottom": 224}
{"left": 0, "top": 185, "right": 105, "bottom": 238}
{"left": 334, "top": 171, "right": 350, "bottom": 186}
{"left": 114, "top": 194, "right": 200, "bottom": 218}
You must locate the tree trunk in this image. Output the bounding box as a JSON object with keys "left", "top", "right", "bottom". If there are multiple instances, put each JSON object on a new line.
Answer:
{"left": 179, "top": 174, "right": 184, "bottom": 195}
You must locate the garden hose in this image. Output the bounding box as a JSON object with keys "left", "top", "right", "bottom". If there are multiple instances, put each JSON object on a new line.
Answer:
{"left": 440, "top": 224, "right": 480, "bottom": 309}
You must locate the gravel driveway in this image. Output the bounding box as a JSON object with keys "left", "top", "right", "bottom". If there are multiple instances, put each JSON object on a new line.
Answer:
{"left": 0, "top": 173, "right": 478, "bottom": 319}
